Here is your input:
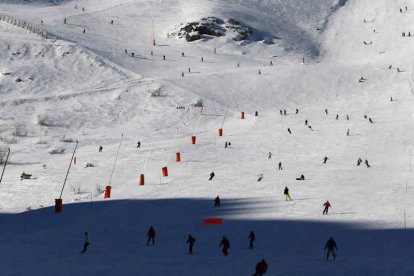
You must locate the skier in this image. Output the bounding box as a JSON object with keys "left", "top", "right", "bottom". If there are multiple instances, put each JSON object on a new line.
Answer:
{"left": 41, "top": 20, "right": 43, "bottom": 24}
{"left": 280, "top": 110, "right": 283, "bottom": 115}
{"left": 346, "top": 129, "right": 350, "bottom": 136}
{"left": 237, "top": 62, "right": 240, "bottom": 67}
{"left": 296, "top": 108, "right": 299, "bottom": 114}
{"left": 400, "top": 8, "right": 402, "bottom": 13}
{"left": 209, "top": 171, "right": 215, "bottom": 181}
{"left": 181, "top": 72, "right": 184, "bottom": 77}
{"left": 80, "top": 232, "right": 90, "bottom": 254}
{"left": 305, "top": 120, "right": 308, "bottom": 125}
{"left": 99, "top": 146, "right": 103, "bottom": 152}
{"left": 287, "top": 128, "right": 291, "bottom": 134}
{"left": 253, "top": 259, "right": 268, "bottom": 276}
{"left": 110, "top": 20, "right": 113, "bottom": 25}
{"left": 257, "top": 174, "right": 263, "bottom": 182}
{"left": 255, "top": 111, "right": 258, "bottom": 116}
{"left": 346, "top": 115, "right": 349, "bottom": 120}
{"left": 323, "top": 156, "right": 329, "bottom": 164}
{"left": 219, "top": 236, "right": 230, "bottom": 256}
{"left": 388, "top": 65, "right": 392, "bottom": 69}
{"left": 270, "top": 60, "right": 273, "bottom": 66}
{"left": 357, "top": 157, "right": 362, "bottom": 166}
{"left": 322, "top": 201, "right": 331, "bottom": 215}
{"left": 228, "top": 142, "right": 231, "bottom": 147}
{"left": 214, "top": 196, "right": 220, "bottom": 207}
{"left": 325, "top": 237, "right": 337, "bottom": 260}
{"left": 188, "top": 67, "right": 191, "bottom": 73}
{"left": 364, "top": 114, "right": 368, "bottom": 119}
{"left": 163, "top": 55, "right": 166, "bottom": 60}
{"left": 147, "top": 226, "right": 155, "bottom": 246}
{"left": 125, "top": 49, "right": 128, "bottom": 54}
{"left": 325, "top": 108, "right": 328, "bottom": 115}
{"left": 82, "top": 7, "right": 85, "bottom": 12}
{"left": 365, "top": 159, "right": 370, "bottom": 167}
{"left": 390, "top": 97, "right": 393, "bottom": 101}
{"left": 369, "top": 117, "right": 374, "bottom": 123}
{"left": 397, "top": 67, "right": 401, "bottom": 73}
{"left": 201, "top": 57, "right": 204, "bottom": 62}
{"left": 283, "top": 109, "right": 287, "bottom": 115}
{"left": 278, "top": 162, "right": 282, "bottom": 170}
{"left": 268, "top": 152, "right": 272, "bottom": 159}
{"left": 137, "top": 141, "right": 141, "bottom": 148}
{"left": 225, "top": 142, "right": 228, "bottom": 148}
{"left": 258, "top": 69, "right": 261, "bottom": 75}
{"left": 308, "top": 125, "right": 313, "bottom": 131}
{"left": 181, "top": 52, "right": 185, "bottom": 57}
{"left": 284, "top": 186, "right": 292, "bottom": 201}
{"left": 186, "top": 234, "right": 196, "bottom": 254}
{"left": 131, "top": 52, "right": 135, "bottom": 57}
{"left": 248, "top": 231, "right": 255, "bottom": 249}
{"left": 336, "top": 114, "right": 339, "bottom": 120}
{"left": 83, "top": 28, "right": 85, "bottom": 34}
{"left": 64, "top": 17, "right": 67, "bottom": 24}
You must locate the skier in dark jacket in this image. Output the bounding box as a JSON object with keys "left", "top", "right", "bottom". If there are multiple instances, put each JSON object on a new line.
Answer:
{"left": 357, "top": 157, "right": 362, "bottom": 166}
{"left": 257, "top": 174, "right": 263, "bottom": 182}
{"left": 325, "top": 237, "right": 337, "bottom": 260}
{"left": 267, "top": 152, "right": 272, "bottom": 159}
{"left": 278, "top": 162, "right": 282, "bottom": 170}
{"left": 283, "top": 109, "right": 287, "bottom": 116}
{"left": 248, "top": 231, "right": 256, "bottom": 249}
{"left": 80, "top": 232, "right": 90, "bottom": 254}
{"left": 365, "top": 159, "right": 370, "bottom": 167}
{"left": 254, "top": 259, "right": 268, "bottom": 276}
{"left": 369, "top": 117, "right": 374, "bottom": 123}
{"left": 287, "top": 128, "right": 291, "bottom": 134}
{"left": 214, "top": 196, "right": 220, "bottom": 207}
{"left": 305, "top": 120, "right": 308, "bottom": 125}
{"left": 219, "top": 236, "right": 230, "bottom": 256}
{"left": 325, "top": 108, "right": 328, "bottom": 115}
{"left": 209, "top": 171, "right": 215, "bottom": 181}
{"left": 284, "top": 186, "right": 291, "bottom": 201}
{"left": 186, "top": 235, "right": 196, "bottom": 254}
{"left": 99, "top": 146, "right": 103, "bottom": 152}
{"left": 323, "top": 156, "right": 329, "bottom": 164}
{"left": 147, "top": 226, "right": 155, "bottom": 246}
{"left": 137, "top": 141, "right": 141, "bottom": 148}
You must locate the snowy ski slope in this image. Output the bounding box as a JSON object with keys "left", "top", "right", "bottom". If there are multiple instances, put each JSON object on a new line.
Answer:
{"left": 1, "top": 0, "right": 414, "bottom": 274}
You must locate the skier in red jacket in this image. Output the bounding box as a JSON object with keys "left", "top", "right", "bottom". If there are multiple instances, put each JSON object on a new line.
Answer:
{"left": 323, "top": 201, "right": 331, "bottom": 215}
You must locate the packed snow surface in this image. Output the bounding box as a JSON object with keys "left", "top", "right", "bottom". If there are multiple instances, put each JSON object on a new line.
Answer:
{"left": 1, "top": 0, "right": 414, "bottom": 275}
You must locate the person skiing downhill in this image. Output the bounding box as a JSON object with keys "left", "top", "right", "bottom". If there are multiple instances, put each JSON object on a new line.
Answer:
{"left": 284, "top": 186, "right": 292, "bottom": 201}
{"left": 80, "top": 232, "right": 90, "bottom": 254}
{"left": 253, "top": 259, "right": 268, "bottom": 276}
{"left": 365, "top": 159, "right": 370, "bottom": 167}
{"left": 214, "top": 196, "right": 220, "bottom": 207}
{"left": 268, "top": 152, "right": 272, "bottom": 159}
{"left": 283, "top": 109, "right": 287, "bottom": 116}
{"left": 99, "top": 146, "right": 103, "bottom": 152}
{"left": 336, "top": 114, "right": 339, "bottom": 120}
{"left": 323, "top": 201, "right": 331, "bottom": 215}
{"left": 287, "top": 128, "right": 291, "bottom": 134}
{"left": 209, "top": 171, "right": 215, "bottom": 181}
{"left": 323, "top": 156, "right": 329, "bottom": 164}
{"left": 369, "top": 117, "right": 374, "bottom": 123}
{"left": 147, "top": 226, "right": 155, "bottom": 246}
{"left": 186, "top": 235, "right": 196, "bottom": 254}
{"left": 219, "top": 236, "right": 230, "bottom": 256}
{"left": 257, "top": 174, "right": 263, "bottom": 182}
{"left": 357, "top": 157, "right": 362, "bottom": 166}
{"left": 305, "top": 120, "right": 308, "bottom": 125}
{"left": 325, "top": 237, "right": 337, "bottom": 260}
{"left": 137, "top": 141, "right": 141, "bottom": 148}
{"left": 347, "top": 129, "right": 350, "bottom": 136}
{"left": 325, "top": 108, "right": 328, "bottom": 115}
{"left": 248, "top": 231, "right": 256, "bottom": 249}
{"left": 278, "top": 162, "right": 282, "bottom": 170}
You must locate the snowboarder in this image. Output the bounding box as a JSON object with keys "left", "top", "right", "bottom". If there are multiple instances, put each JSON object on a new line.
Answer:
{"left": 219, "top": 236, "right": 230, "bottom": 256}
{"left": 346, "top": 129, "right": 350, "bottom": 136}
{"left": 357, "top": 157, "right": 362, "bottom": 166}
{"left": 325, "top": 108, "right": 328, "bottom": 115}
{"left": 365, "top": 159, "right": 370, "bottom": 167}
{"left": 336, "top": 114, "right": 339, "bottom": 120}
{"left": 254, "top": 259, "right": 268, "bottom": 276}
{"left": 248, "top": 231, "right": 255, "bottom": 249}
{"left": 325, "top": 237, "right": 337, "bottom": 260}
{"left": 257, "top": 174, "right": 263, "bottom": 182}
{"left": 214, "top": 196, "right": 220, "bottom": 207}
{"left": 284, "top": 186, "right": 292, "bottom": 201}
{"left": 209, "top": 171, "right": 215, "bottom": 181}
{"left": 283, "top": 109, "right": 287, "bottom": 116}
{"left": 287, "top": 128, "right": 291, "bottom": 134}
{"left": 323, "top": 156, "right": 329, "bottom": 164}
{"left": 150, "top": 50, "right": 153, "bottom": 56}
{"left": 268, "top": 152, "right": 272, "bottom": 159}
{"left": 147, "top": 226, "right": 155, "bottom": 246}
{"left": 322, "top": 201, "right": 331, "bottom": 215}
{"left": 346, "top": 115, "right": 349, "bottom": 120}
{"left": 369, "top": 117, "right": 374, "bottom": 123}
{"left": 80, "top": 232, "right": 90, "bottom": 254}
{"left": 99, "top": 146, "right": 103, "bottom": 152}
{"left": 186, "top": 235, "right": 196, "bottom": 254}
{"left": 296, "top": 174, "right": 305, "bottom": 180}
{"left": 296, "top": 108, "right": 299, "bottom": 114}
{"left": 278, "top": 162, "right": 282, "bottom": 170}
{"left": 137, "top": 141, "right": 141, "bottom": 148}
{"left": 305, "top": 119, "right": 308, "bottom": 125}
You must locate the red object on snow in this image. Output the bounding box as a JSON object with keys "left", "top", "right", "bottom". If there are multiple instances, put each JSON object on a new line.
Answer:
{"left": 176, "top": 152, "right": 181, "bottom": 162}
{"left": 162, "top": 167, "right": 168, "bottom": 177}
{"left": 218, "top": 128, "right": 223, "bottom": 136}
{"left": 139, "top": 174, "right": 145, "bottom": 186}
{"left": 204, "top": 218, "right": 223, "bottom": 225}
{"left": 241, "top": 112, "right": 245, "bottom": 119}
{"left": 191, "top": 136, "right": 196, "bottom": 144}
{"left": 104, "top": 185, "right": 111, "bottom": 198}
